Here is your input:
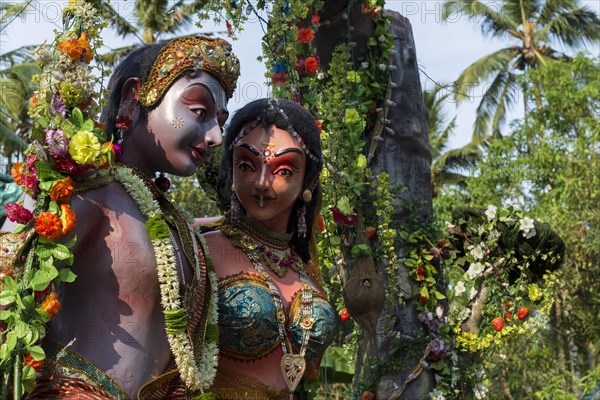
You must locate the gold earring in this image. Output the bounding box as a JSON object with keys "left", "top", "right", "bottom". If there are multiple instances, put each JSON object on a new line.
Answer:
{"left": 302, "top": 189, "right": 312, "bottom": 203}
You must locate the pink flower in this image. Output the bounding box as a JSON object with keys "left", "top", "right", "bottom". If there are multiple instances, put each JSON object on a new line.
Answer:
{"left": 46, "top": 129, "right": 69, "bottom": 157}
{"left": 24, "top": 174, "right": 40, "bottom": 196}
{"left": 5, "top": 203, "right": 34, "bottom": 224}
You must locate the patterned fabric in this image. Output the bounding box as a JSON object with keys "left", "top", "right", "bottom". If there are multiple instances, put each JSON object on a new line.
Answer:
{"left": 217, "top": 273, "right": 336, "bottom": 362}
{"left": 212, "top": 367, "right": 290, "bottom": 400}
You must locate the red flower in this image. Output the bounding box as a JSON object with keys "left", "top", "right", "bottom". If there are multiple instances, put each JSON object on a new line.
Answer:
{"left": 340, "top": 308, "right": 351, "bottom": 321}
{"left": 314, "top": 119, "right": 322, "bottom": 134}
{"left": 416, "top": 266, "right": 426, "bottom": 281}
{"left": 492, "top": 317, "right": 504, "bottom": 332}
{"left": 419, "top": 295, "right": 428, "bottom": 304}
{"left": 311, "top": 13, "right": 320, "bottom": 25}
{"left": 304, "top": 56, "right": 319, "bottom": 74}
{"left": 517, "top": 306, "right": 529, "bottom": 320}
{"left": 330, "top": 207, "right": 357, "bottom": 226}
{"left": 5, "top": 203, "right": 34, "bottom": 225}
{"left": 297, "top": 27, "right": 314, "bottom": 44}
{"left": 271, "top": 72, "right": 289, "bottom": 87}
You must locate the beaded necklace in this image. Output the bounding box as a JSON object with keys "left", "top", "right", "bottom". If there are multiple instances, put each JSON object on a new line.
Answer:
{"left": 222, "top": 218, "right": 315, "bottom": 398}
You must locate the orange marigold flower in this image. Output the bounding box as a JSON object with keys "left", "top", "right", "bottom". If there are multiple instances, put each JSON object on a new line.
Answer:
{"left": 49, "top": 176, "right": 75, "bottom": 203}
{"left": 311, "top": 14, "right": 320, "bottom": 25}
{"left": 11, "top": 162, "right": 24, "bottom": 186}
{"left": 305, "top": 56, "right": 319, "bottom": 75}
{"left": 57, "top": 32, "right": 93, "bottom": 63}
{"left": 35, "top": 212, "right": 62, "bottom": 240}
{"left": 297, "top": 27, "right": 314, "bottom": 44}
{"left": 40, "top": 292, "right": 61, "bottom": 318}
{"left": 59, "top": 204, "right": 76, "bottom": 236}
{"left": 31, "top": 96, "right": 38, "bottom": 107}
{"left": 24, "top": 353, "right": 44, "bottom": 371}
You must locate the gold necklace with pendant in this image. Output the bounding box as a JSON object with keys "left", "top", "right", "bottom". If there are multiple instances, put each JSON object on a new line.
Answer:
{"left": 243, "top": 249, "right": 314, "bottom": 399}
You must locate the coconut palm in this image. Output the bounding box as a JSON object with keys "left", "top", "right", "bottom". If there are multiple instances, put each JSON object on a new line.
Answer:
{"left": 425, "top": 84, "right": 482, "bottom": 197}
{"left": 442, "top": 0, "right": 600, "bottom": 144}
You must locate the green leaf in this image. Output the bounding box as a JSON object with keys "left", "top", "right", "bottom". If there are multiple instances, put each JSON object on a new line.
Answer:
{"left": 351, "top": 244, "right": 371, "bottom": 256}
{"left": 2, "top": 276, "right": 17, "bottom": 292}
{"left": 27, "top": 345, "right": 45, "bottom": 361}
{"left": 329, "top": 235, "right": 341, "bottom": 246}
{"left": 22, "top": 365, "right": 36, "bottom": 381}
{"left": 48, "top": 201, "right": 59, "bottom": 215}
{"left": 35, "top": 244, "right": 53, "bottom": 260}
{"left": 81, "top": 119, "right": 94, "bottom": 131}
{"left": 14, "top": 320, "right": 29, "bottom": 338}
{"left": 0, "top": 310, "right": 12, "bottom": 320}
{"left": 433, "top": 290, "right": 447, "bottom": 300}
{"left": 71, "top": 107, "right": 84, "bottom": 127}
{"left": 58, "top": 268, "right": 77, "bottom": 283}
{"left": 64, "top": 234, "right": 77, "bottom": 249}
{"left": 0, "top": 292, "right": 16, "bottom": 306}
{"left": 13, "top": 224, "right": 26, "bottom": 234}
{"left": 29, "top": 267, "right": 58, "bottom": 291}
{"left": 52, "top": 244, "right": 71, "bottom": 260}
{"left": 5, "top": 332, "right": 17, "bottom": 354}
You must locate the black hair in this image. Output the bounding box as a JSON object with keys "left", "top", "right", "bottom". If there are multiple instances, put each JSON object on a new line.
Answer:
{"left": 100, "top": 43, "right": 167, "bottom": 141}
{"left": 219, "top": 98, "right": 323, "bottom": 263}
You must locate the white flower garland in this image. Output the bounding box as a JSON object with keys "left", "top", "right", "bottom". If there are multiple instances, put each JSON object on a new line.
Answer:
{"left": 112, "top": 166, "right": 218, "bottom": 392}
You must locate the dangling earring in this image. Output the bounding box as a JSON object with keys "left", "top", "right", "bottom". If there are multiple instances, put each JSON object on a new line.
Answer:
{"left": 231, "top": 184, "right": 241, "bottom": 223}
{"left": 114, "top": 115, "right": 133, "bottom": 147}
{"left": 154, "top": 173, "right": 171, "bottom": 192}
{"left": 297, "top": 204, "right": 307, "bottom": 238}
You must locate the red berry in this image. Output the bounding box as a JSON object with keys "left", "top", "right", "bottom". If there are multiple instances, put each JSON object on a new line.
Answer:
{"left": 419, "top": 295, "right": 428, "bottom": 304}
{"left": 438, "top": 239, "right": 446, "bottom": 250}
{"left": 492, "top": 317, "right": 504, "bottom": 332}
{"left": 505, "top": 312, "right": 512, "bottom": 321}
{"left": 340, "top": 308, "right": 351, "bottom": 321}
{"left": 517, "top": 306, "right": 529, "bottom": 320}
{"left": 364, "top": 226, "right": 377, "bottom": 240}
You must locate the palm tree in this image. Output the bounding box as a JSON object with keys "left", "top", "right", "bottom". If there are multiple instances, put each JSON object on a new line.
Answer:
{"left": 442, "top": 0, "right": 600, "bottom": 144}
{"left": 425, "top": 84, "right": 482, "bottom": 197}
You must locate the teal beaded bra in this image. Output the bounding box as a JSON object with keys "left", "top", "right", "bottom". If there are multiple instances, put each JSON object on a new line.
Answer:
{"left": 217, "top": 218, "right": 336, "bottom": 363}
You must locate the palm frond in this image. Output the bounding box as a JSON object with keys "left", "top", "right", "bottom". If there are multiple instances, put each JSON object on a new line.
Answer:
{"left": 472, "top": 68, "right": 516, "bottom": 144}
{"left": 0, "top": 45, "right": 38, "bottom": 67}
{"left": 453, "top": 46, "right": 519, "bottom": 102}
{"left": 442, "top": 0, "right": 519, "bottom": 38}
{"left": 433, "top": 142, "right": 482, "bottom": 172}
{"left": 0, "top": 0, "right": 33, "bottom": 32}
{"left": 543, "top": 8, "right": 600, "bottom": 47}
{"left": 0, "top": 117, "right": 27, "bottom": 154}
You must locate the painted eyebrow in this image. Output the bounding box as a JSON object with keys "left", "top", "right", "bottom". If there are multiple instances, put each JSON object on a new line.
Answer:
{"left": 235, "top": 143, "right": 260, "bottom": 155}
{"left": 274, "top": 148, "right": 304, "bottom": 157}
{"left": 186, "top": 83, "right": 216, "bottom": 104}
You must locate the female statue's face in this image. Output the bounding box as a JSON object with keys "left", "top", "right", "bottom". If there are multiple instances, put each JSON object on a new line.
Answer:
{"left": 232, "top": 124, "right": 307, "bottom": 232}
{"left": 140, "top": 72, "right": 228, "bottom": 176}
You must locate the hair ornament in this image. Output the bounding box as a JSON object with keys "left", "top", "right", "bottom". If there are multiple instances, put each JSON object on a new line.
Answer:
{"left": 139, "top": 36, "right": 241, "bottom": 108}
{"left": 228, "top": 98, "right": 321, "bottom": 163}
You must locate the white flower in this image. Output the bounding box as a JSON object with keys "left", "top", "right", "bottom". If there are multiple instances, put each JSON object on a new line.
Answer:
{"left": 470, "top": 245, "right": 485, "bottom": 260}
{"left": 478, "top": 224, "right": 485, "bottom": 236}
{"left": 485, "top": 205, "right": 497, "bottom": 221}
{"left": 445, "top": 221, "right": 455, "bottom": 229}
{"left": 378, "top": 35, "right": 386, "bottom": 42}
{"left": 436, "top": 305, "right": 444, "bottom": 319}
{"left": 317, "top": 72, "right": 325, "bottom": 80}
{"left": 377, "top": 63, "right": 387, "bottom": 71}
{"left": 519, "top": 217, "right": 536, "bottom": 238}
{"left": 467, "top": 262, "right": 485, "bottom": 279}
{"left": 488, "top": 229, "right": 500, "bottom": 243}
{"left": 429, "top": 389, "right": 446, "bottom": 400}
{"left": 361, "top": 61, "right": 369, "bottom": 69}
{"left": 454, "top": 281, "right": 466, "bottom": 296}
{"left": 469, "top": 287, "right": 478, "bottom": 300}
{"left": 457, "top": 308, "right": 471, "bottom": 321}
{"left": 473, "top": 383, "right": 489, "bottom": 399}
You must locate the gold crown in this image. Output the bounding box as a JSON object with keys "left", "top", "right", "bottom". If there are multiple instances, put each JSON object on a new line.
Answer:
{"left": 139, "top": 36, "right": 240, "bottom": 108}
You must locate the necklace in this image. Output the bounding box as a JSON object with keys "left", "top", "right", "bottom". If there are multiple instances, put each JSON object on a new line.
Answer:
{"left": 246, "top": 247, "right": 314, "bottom": 399}
{"left": 111, "top": 163, "right": 218, "bottom": 393}
{"left": 222, "top": 214, "right": 304, "bottom": 278}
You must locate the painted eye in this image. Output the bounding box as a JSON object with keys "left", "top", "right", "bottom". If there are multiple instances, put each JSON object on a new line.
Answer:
{"left": 239, "top": 162, "right": 254, "bottom": 172}
{"left": 276, "top": 168, "right": 293, "bottom": 177}
{"left": 191, "top": 107, "right": 207, "bottom": 120}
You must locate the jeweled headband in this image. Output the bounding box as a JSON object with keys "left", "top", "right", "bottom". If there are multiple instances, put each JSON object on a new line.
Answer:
{"left": 228, "top": 99, "right": 321, "bottom": 163}
{"left": 139, "top": 36, "right": 240, "bottom": 108}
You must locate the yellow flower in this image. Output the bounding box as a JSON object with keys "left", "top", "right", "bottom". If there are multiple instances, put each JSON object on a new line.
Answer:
{"left": 69, "top": 130, "right": 100, "bottom": 165}
{"left": 528, "top": 283, "right": 542, "bottom": 301}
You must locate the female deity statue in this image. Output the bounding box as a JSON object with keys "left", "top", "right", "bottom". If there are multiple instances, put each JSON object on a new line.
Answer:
{"left": 21, "top": 36, "right": 240, "bottom": 399}
{"left": 203, "top": 98, "right": 336, "bottom": 400}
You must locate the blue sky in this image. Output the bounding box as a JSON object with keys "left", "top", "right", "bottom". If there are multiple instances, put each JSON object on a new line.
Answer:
{"left": 2, "top": 0, "right": 599, "bottom": 150}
